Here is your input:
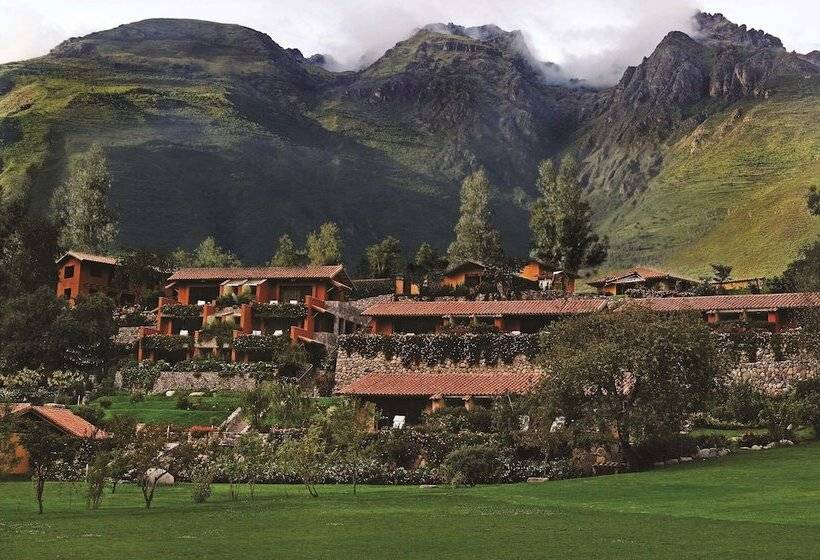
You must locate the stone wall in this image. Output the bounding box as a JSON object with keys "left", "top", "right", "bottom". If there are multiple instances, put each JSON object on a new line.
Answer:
{"left": 151, "top": 372, "right": 258, "bottom": 394}
{"left": 334, "top": 352, "right": 541, "bottom": 389}
{"left": 730, "top": 351, "right": 818, "bottom": 395}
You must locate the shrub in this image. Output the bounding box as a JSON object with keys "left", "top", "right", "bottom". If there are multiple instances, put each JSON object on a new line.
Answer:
{"left": 693, "top": 433, "right": 731, "bottom": 450}
{"left": 423, "top": 406, "right": 493, "bottom": 433}
{"left": 711, "top": 382, "right": 766, "bottom": 426}
{"left": 632, "top": 434, "right": 698, "bottom": 466}
{"left": 191, "top": 465, "right": 214, "bottom": 503}
{"left": 176, "top": 393, "right": 192, "bottom": 410}
{"left": 738, "top": 432, "right": 773, "bottom": 447}
{"left": 373, "top": 429, "right": 422, "bottom": 468}
{"left": 98, "top": 397, "right": 113, "bottom": 409}
{"left": 72, "top": 404, "right": 106, "bottom": 427}
{"left": 441, "top": 445, "right": 499, "bottom": 486}
{"left": 129, "top": 390, "right": 145, "bottom": 402}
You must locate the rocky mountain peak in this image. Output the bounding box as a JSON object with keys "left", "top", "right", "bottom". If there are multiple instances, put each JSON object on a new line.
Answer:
{"left": 693, "top": 12, "right": 783, "bottom": 50}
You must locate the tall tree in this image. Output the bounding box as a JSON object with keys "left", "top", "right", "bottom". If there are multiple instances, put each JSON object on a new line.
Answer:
{"left": 529, "top": 156, "right": 607, "bottom": 273}
{"left": 52, "top": 144, "right": 118, "bottom": 254}
{"left": 447, "top": 169, "right": 503, "bottom": 266}
{"left": 710, "top": 263, "right": 733, "bottom": 292}
{"left": 364, "top": 236, "right": 404, "bottom": 277}
{"left": 269, "top": 234, "right": 306, "bottom": 267}
{"left": 173, "top": 237, "right": 241, "bottom": 268}
{"left": 306, "top": 222, "right": 344, "bottom": 265}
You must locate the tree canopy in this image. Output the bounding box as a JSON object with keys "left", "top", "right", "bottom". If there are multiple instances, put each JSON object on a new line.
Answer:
{"left": 529, "top": 156, "right": 607, "bottom": 273}
{"left": 52, "top": 144, "right": 118, "bottom": 254}
{"left": 269, "top": 234, "right": 307, "bottom": 267}
{"left": 364, "top": 236, "right": 404, "bottom": 278}
{"left": 534, "top": 308, "right": 726, "bottom": 466}
{"left": 447, "top": 169, "right": 503, "bottom": 266}
{"left": 306, "top": 222, "right": 344, "bottom": 266}
{"left": 173, "top": 237, "right": 241, "bottom": 268}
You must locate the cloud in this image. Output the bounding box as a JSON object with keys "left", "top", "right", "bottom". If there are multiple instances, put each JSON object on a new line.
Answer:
{"left": 0, "top": 0, "right": 815, "bottom": 86}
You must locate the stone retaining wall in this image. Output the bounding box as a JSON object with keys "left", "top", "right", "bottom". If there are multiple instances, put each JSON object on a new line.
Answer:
{"left": 151, "top": 372, "right": 258, "bottom": 394}
{"left": 730, "top": 357, "right": 818, "bottom": 395}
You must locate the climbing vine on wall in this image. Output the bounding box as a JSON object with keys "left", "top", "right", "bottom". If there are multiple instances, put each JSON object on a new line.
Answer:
{"left": 338, "top": 333, "right": 541, "bottom": 367}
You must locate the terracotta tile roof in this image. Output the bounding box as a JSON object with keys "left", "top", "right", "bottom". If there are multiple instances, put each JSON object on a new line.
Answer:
{"left": 167, "top": 265, "right": 351, "bottom": 287}
{"left": 339, "top": 373, "right": 542, "bottom": 397}
{"left": 7, "top": 404, "right": 107, "bottom": 438}
{"left": 363, "top": 299, "right": 607, "bottom": 317}
{"left": 620, "top": 292, "right": 820, "bottom": 313}
{"left": 55, "top": 251, "right": 118, "bottom": 266}
{"left": 587, "top": 266, "right": 693, "bottom": 286}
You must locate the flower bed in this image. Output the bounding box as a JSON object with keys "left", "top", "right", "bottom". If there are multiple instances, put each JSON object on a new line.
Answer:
{"left": 160, "top": 304, "right": 202, "bottom": 319}
{"left": 251, "top": 302, "right": 307, "bottom": 320}
{"left": 142, "top": 334, "right": 192, "bottom": 352}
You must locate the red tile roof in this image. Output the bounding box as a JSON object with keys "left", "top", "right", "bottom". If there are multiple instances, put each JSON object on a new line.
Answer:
{"left": 620, "top": 292, "right": 820, "bottom": 312}
{"left": 55, "top": 251, "right": 118, "bottom": 266}
{"left": 8, "top": 404, "right": 107, "bottom": 438}
{"left": 587, "top": 266, "right": 693, "bottom": 286}
{"left": 339, "top": 373, "right": 542, "bottom": 397}
{"left": 363, "top": 299, "right": 607, "bottom": 317}
{"left": 167, "top": 265, "right": 351, "bottom": 287}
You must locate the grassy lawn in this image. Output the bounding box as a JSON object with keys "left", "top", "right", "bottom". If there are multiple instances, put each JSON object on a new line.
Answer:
{"left": 2, "top": 443, "right": 820, "bottom": 559}
{"left": 88, "top": 393, "right": 242, "bottom": 427}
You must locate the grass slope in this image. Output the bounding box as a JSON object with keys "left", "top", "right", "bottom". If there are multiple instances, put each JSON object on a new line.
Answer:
{"left": 88, "top": 393, "right": 241, "bottom": 427}
{"left": 2, "top": 444, "right": 819, "bottom": 559}
{"left": 600, "top": 89, "right": 820, "bottom": 278}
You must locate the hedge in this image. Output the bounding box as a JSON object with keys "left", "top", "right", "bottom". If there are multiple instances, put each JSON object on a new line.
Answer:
{"left": 338, "top": 333, "right": 541, "bottom": 366}
{"left": 142, "top": 334, "right": 192, "bottom": 352}
{"left": 160, "top": 304, "right": 202, "bottom": 319}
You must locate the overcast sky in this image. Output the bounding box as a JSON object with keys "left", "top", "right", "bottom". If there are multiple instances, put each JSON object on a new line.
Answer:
{"left": 1, "top": 0, "right": 817, "bottom": 84}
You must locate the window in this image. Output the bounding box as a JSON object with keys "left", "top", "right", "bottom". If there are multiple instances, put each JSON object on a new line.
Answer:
{"left": 279, "top": 285, "right": 313, "bottom": 303}
{"left": 64, "top": 265, "right": 75, "bottom": 279}
{"left": 63, "top": 288, "right": 72, "bottom": 299}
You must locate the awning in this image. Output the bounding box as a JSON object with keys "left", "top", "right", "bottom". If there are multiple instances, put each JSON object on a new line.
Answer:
{"left": 221, "top": 279, "right": 248, "bottom": 287}
{"left": 245, "top": 278, "right": 267, "bottom": 287}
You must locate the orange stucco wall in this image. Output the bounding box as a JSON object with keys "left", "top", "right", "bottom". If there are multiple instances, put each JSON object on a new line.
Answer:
{"left": 56, "top": 257, "right": 116, "bottom": 302}
{"left": 442, "top": 264, "right": 487, "bottom": 287}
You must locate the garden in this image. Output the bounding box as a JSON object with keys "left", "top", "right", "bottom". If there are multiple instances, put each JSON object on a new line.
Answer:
{"left": 2, "top": 443, "right": 820, "bottom": 559}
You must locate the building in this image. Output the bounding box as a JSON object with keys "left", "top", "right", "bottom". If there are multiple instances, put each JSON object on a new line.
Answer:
{"left": 138, "top": 265, "right": 366, "bottom": 362}
{"left": 587, "top": 266, "right": 697, "bottom": 295}
{"left": 363, "top": 299, "right": 608, "bottom": 335}
{"left": 1, "top": 404, "right": 106, "bottom": 475}
{"left": 620, "top": 292, "right": 820, "bottom": 330}
{"left": 518, "top": 258, "right": 576, "bottom": 293}
{"left": 441, "top": 260, "right": 492, "bottom": 288}
{"left": 56, "top": 251, "right": 123, "bottom": 303}
{"left": 339, "top": 373, "right": 541, "bottom": 425}
{"left": 709, "top": 277, "right": 766, "bottom": 292}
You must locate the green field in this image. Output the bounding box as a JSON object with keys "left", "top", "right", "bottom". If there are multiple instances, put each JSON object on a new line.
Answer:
{"left": 2, "top": 443, "right": 819, "bottom": 559}
{"left": 88, "top": 393, "right": 242, "bottom": 427}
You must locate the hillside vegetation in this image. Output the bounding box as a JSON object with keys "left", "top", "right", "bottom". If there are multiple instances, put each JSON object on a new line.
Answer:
{"left": 0, "top": 14, "right": 817, "bottom": 276}
{"left": 600, "top": 89, "right": 820, "bottom": 278}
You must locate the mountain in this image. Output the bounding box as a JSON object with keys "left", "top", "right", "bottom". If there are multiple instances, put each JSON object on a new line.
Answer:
{"left": 0, "top": 13, "right": 817, "bottom": 278}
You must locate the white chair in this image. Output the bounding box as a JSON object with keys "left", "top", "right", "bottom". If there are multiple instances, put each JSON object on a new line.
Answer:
{"left": 268, "top": 300, "right": 279, "bottom": 304}
{"left": 196, "top": 300, "right": 206, "bottom": 306}
{"left": 392, "top": 415, "right": 406, "bottom": 429}
{"left": 179, "top": 329, "right": 189, "bottom": 336}
{"left": 252, "top": 330, "right": 262, "bottom": 336}
{"left": 511, "top": 330, "right": 522, "bottom": 335}
{"left": 273, "top": 329, "right": 284, "bottom": 336}
{"left": 289, "top": 299, "right": 299, "bottom": 305}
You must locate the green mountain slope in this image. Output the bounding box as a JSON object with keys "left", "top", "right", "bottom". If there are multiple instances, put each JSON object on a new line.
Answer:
{"left": 599, "top": 88, "right": 820, "bottom": 278}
